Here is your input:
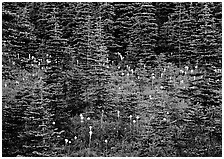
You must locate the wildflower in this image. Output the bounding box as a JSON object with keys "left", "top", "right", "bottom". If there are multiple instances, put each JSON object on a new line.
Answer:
{"left": 118, "top": 52, "right": 124, "bottom": 61}
{"left": 52, "top": 121, "right": 55, "bottom": 125}
{"left": 87, "top": 117, "right": 90, "bottom": 121}
{"left": 89, "top": 126, "right": 92, "bottom": 131}
{"left": 74, "top": 136, "right": 77, "bottom": 140}
{"left": 121, "top": 72, "right": 124, "bottom": 76}
{"left": 160, "top": 86, "right": 164, "bottom": 90}
{"left": 129, "top": 115, "right": 132, "bottom": 119}
{"left": 136, "top": 116, "right": 140, "bottom": 120}
{"left": 180, "top": 69, "right": 184, "bottom": 74}
{"left": 131, "top": 69, "right": 134, "bottom": 74}
{"left": 46, "top": 59, "right": 51, "bottom": 64}
{"left": 152, "top": 76, "right": 155, "bottom": 80}
{"left": 190, "top": 69, "right": 194, "bottom": 73}
{"left": 57, "top": 135, "right": 60, "bottom": 138}
{"left": 133, "top": 120, "right": 136, "bottom": 123}
{"left": 185, "top": 66, "right": 189, "bottom": 71}
{"left": 167, "top": 112, "right": 169, "bottom": 115}
{"left": 89, "top": 130, "right": 93, "bottom": 136}
{"left": 180, "top": 80, "right": 184, "bottom": 84}
{"left": 105, "top": 139, "right": 108, "bottom": 143}
{"left": 80, "top": 114, "right": 84, "bottom": 122}
{"left": 126, "top": 65, "right": 129, "bottom": 70}
{"left": 163, "top": 118, "right": 166, "bottom": 121}
{"left": 68, "top": 141, "right": 71, "bottom": 144}
{"left": 117, "top": 110, "right": 120, "bottom": 118}
{"left": 65, "top": 139, "right": 68, "bottom": 144}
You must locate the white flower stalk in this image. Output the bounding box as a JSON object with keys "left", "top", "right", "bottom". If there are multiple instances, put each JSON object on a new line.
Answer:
{"left": 87, "top": 117, "right": 90, "bottom": 121}
{"left": 117, "top": 110, "right": 120, "bottom": 119}
{"left": 52, "top": 121, "right": 55, "bottom": 125}
{"left": 80, "top": 114, "right": 84, "bottom": 123}
{"left": 180, "top": 69, "right": 184, "bottom": 74}
{"left": 68, "top": 141, "right": 71, "bottom": 144}
{"left": 65, "top": 139, "right": 68, "bottom": 144}
{"left": 74, "top": 136, "right": 77, "bottom": 140}
{"left": 129, "top": 115, "right": 133, "bottom": 129}
{"left": 152, "top": 73, "right": 155, "bottom": 88}
{"left": 133, "top": 120, "right": 136, "bottom": 124}
{"left": 131, "top": 69, "right": 134, "bottom": 74}
{"left": 89, "top": 126, "right": 93, "bottom": 148}
{"left": 105, "top": 139, "right": 108, "bottom": 143}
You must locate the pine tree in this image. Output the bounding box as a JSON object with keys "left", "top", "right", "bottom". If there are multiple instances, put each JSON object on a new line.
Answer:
{"left": 182, "top": 3, "right": 222, "bottom": 156}
{"left": 131, "top": 3, "right": 158, "bottom": 67}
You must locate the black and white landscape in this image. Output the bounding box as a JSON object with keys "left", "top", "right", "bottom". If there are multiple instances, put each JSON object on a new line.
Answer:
{"left": 2, "top": 2, "right": 222, "bottom": 157}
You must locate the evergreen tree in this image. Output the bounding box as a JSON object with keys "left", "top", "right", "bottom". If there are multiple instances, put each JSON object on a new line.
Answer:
{"left": 131, "top": 3, "right": 158, "bottom": 67}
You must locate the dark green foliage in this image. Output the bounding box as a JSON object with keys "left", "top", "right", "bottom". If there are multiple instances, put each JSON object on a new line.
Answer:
{"left": 2, "top": 2, "right": 221, "bottom": 157}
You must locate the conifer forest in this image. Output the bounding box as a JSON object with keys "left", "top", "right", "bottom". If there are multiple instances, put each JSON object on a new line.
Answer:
{"left": 2, "top": 2, "right": 222, "bottom": 157}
